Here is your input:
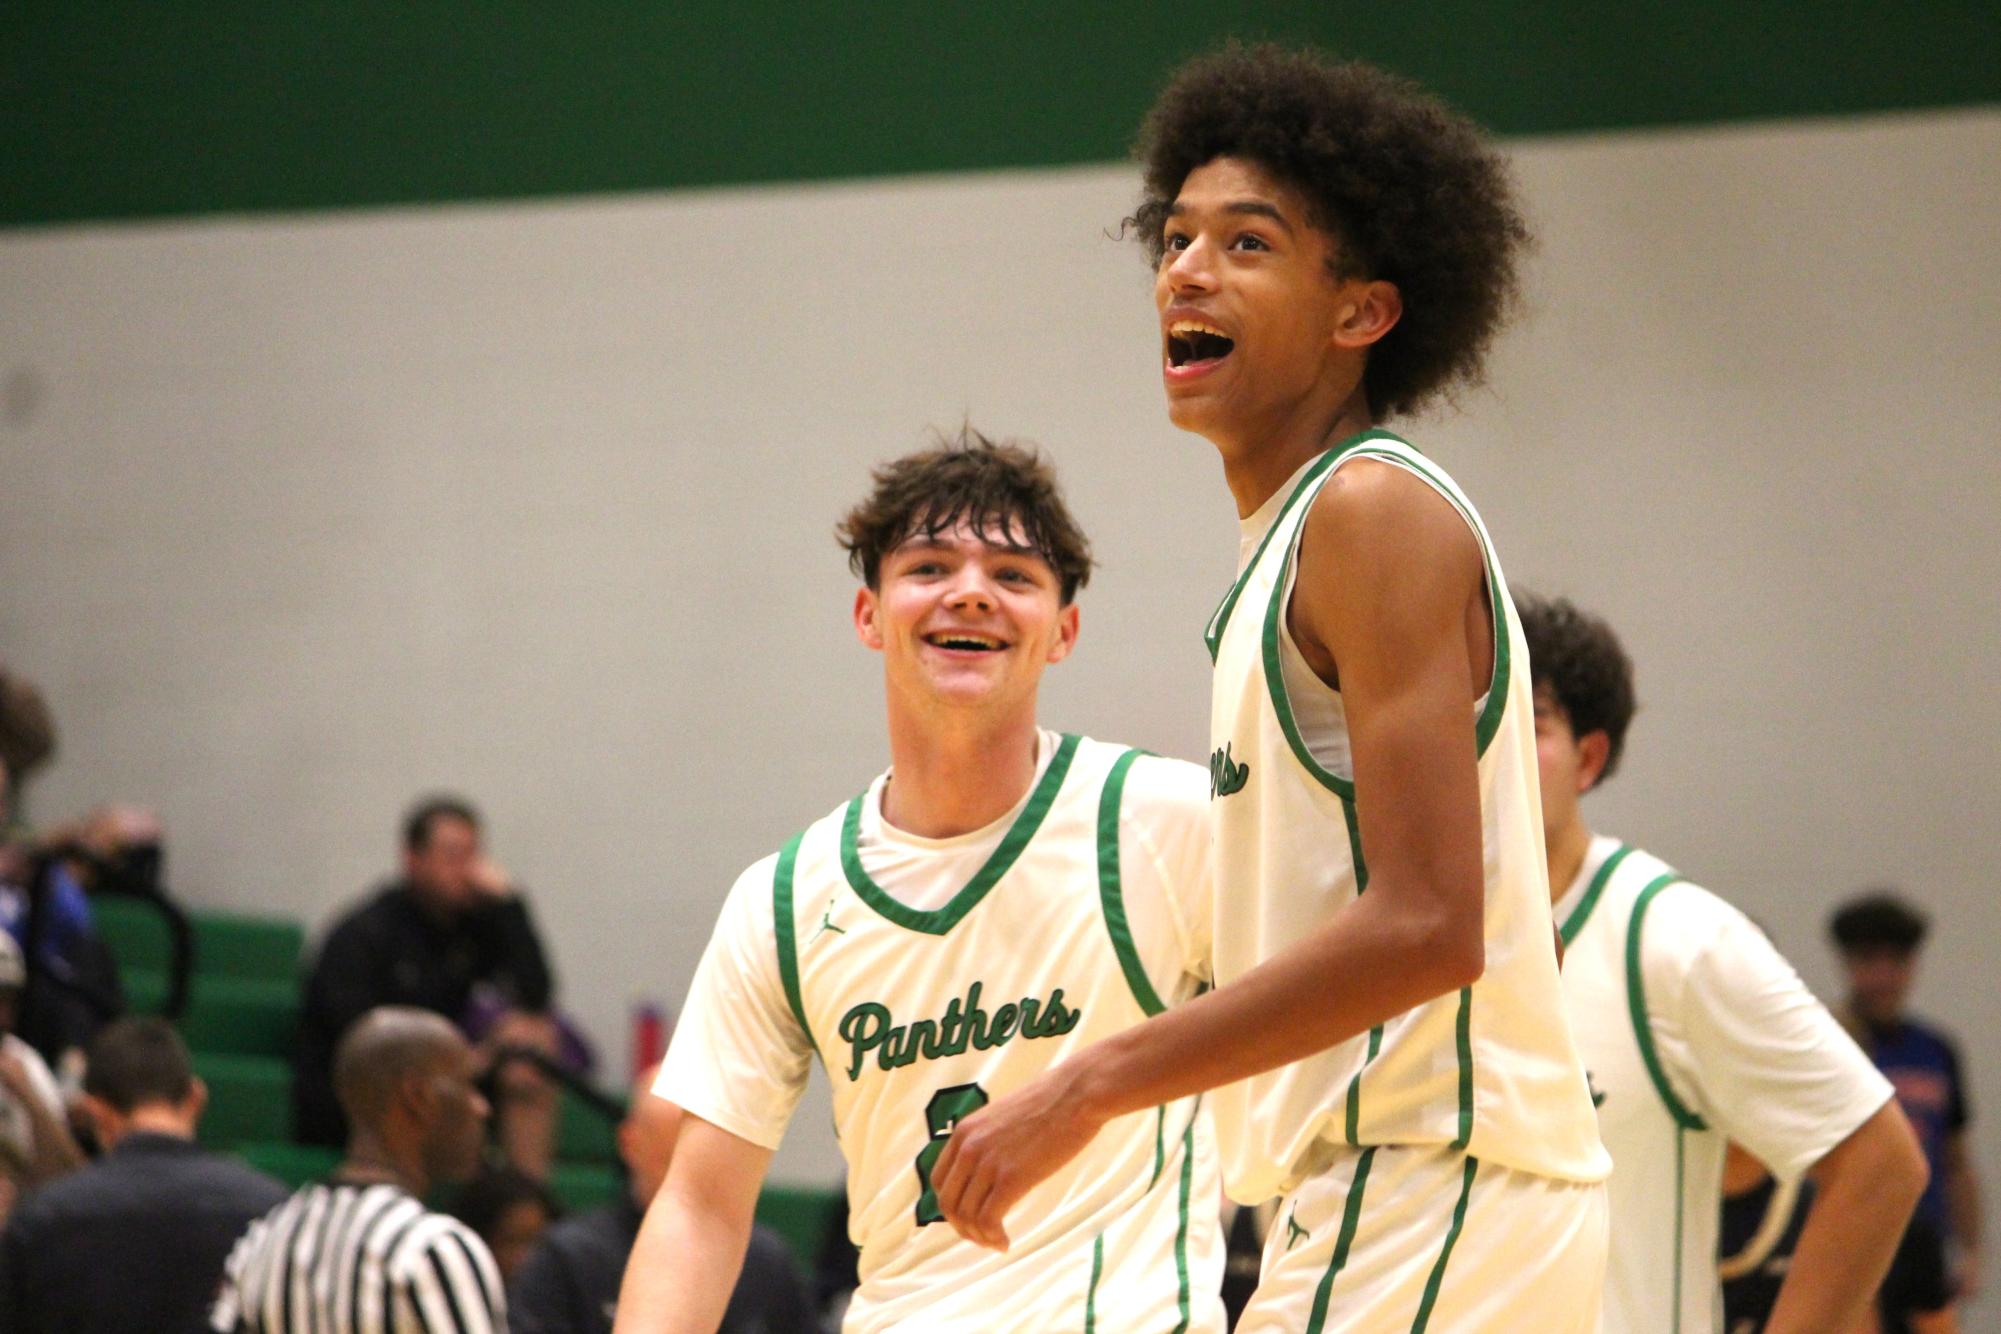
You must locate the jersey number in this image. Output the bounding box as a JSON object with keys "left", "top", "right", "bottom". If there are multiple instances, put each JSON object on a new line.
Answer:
{"left": 914, "top": 1082, "right": 990, "bottom": 1225}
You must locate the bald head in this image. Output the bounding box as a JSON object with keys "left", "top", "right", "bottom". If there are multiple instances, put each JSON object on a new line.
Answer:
{"left": 333, "top": 1007, "right": 468, "bottom": 1128}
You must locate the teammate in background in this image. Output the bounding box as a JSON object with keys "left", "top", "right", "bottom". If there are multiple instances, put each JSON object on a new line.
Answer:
{"left": 937, "top": 46, "right": 1610, "bottom": 1330}
{"left": 1522, "top": 593, "right": 1924, "bottom": 1332}
{"left": 1831, "top": 892, "right": 1985, "bottom": 1309}
{"left": 615, "top": 433, "right": 1224, "bottom": 1332}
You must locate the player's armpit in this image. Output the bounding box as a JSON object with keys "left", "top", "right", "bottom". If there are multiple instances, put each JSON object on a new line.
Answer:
{"left": 612, "top": 1112, "right": 773, "bottom": 1334}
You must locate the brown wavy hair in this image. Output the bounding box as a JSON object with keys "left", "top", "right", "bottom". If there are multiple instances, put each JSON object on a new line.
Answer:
{"left": 836, "top": 426, "right": 1094, "bottom": 604}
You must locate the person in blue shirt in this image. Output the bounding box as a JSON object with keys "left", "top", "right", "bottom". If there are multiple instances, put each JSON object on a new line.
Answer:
{"left": 1832, "top": 891, "right": 1985, "bottom": 1311}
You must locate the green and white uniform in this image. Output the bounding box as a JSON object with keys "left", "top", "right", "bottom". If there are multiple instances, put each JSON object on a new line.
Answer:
{"left": 1556, "top": 834, "right": 1892, "bottom": 1333}
{"left": 660, "top": 730, "right": 1225, "bottom": 1334}
{"left": 1205, "top": 432, "right": 1611, "bottom": 1331}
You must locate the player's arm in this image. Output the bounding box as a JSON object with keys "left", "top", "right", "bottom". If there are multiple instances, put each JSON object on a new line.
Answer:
{"left": 1767, "top": 1099, "right": 1927, "bottom": 1333}
{"left": 935, "top": 466, "right": 1489, "bottom": 1248}
{"left": 1945, "top": 1127, "right": 1983, "bottom": 1300}
{"left": 1676, "top": 904, "right": 1926, "bottom": 1333}
{"left": 612, "top": 1114, "right": 773, "bottom": 1334}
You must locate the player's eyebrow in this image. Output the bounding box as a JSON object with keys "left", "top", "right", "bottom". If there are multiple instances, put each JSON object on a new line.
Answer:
{"left": 1165, "top": 199, "right": 1295, "bottom": 233}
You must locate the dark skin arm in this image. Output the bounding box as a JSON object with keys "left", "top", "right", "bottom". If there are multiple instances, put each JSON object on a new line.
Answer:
{"left": 934, "top": 462, "right": 1493, "bottom": 1248}
{"left": 1769, "top": 1099, "right": 1928, "bottom": 1333}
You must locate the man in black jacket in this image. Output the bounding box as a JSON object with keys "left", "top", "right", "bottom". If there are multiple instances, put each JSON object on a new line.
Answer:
{"left": 294, "top": 794, "right": 565, "bottom": 1175}
{"left": 0, "top": 1017, "right": 287, "bottom": 1333}
{"left": 511, "top": 1064, "right": 815, "bottom": 1334}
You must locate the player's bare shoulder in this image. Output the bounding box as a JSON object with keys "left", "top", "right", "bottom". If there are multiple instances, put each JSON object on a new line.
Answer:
{"left": 1291, "top": 455, "right": 1487, "bottom": 677}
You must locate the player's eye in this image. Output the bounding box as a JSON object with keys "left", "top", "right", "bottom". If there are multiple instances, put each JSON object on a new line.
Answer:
{"left": 1233, "top": 233, "right": 1269, "bottom": 252}
{"left": 1163, "top": 231, "right": 1190, "bottom": 253}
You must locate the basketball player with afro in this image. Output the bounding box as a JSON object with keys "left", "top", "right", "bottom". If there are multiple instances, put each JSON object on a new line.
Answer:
{"left": 937, "top": 46, "right": 1612, "bottom": 1331}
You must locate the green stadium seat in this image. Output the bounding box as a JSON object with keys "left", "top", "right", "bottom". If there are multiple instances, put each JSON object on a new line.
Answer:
{"left": 756, "top": 1184, "right": 837, "bottom": 1262}
{"left": 95, "top": 899, "right": 304, "bottom": 982}
{"left": 238, "top": 1141, "right": 339, "bottom": 1189}
{"left": 547, "top": 1161, "right": 625, "bottom": 1213}
{"left": 123, "top": 969, "right": 297, "bottom": 1057}
{"left": 192, "top": 1053, "right": 291, "bottom": 1149}
{"left": 556, "top": 1088, "right": 623, "bottom": 1164}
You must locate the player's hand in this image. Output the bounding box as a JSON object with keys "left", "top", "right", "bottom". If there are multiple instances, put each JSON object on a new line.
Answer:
{"left": 932, "top": 1066, "right": 1107, "bottom": 1251}
{"left": 467, "top": 855, "right": 513, "bottom": 900}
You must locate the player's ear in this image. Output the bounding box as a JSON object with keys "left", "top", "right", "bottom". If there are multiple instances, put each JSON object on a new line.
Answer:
{"left": 1330, "top": 278, "right": 1402, "bottom": 351}
{"left": 854, "top": 586, "right": 885, "bottom": 651}
{"left": 1576, "top": 730, "right": 1613, "bottom": 793}
{"left": 1045, "top": 602, "right": 1081, "bottom": 665}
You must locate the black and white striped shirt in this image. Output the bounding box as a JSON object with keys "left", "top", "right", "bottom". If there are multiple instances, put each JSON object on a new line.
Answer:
{"left": 211, "top": 1180, "right": 505, "bottom": 1334}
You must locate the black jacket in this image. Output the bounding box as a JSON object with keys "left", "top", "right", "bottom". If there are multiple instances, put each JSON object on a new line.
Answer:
{"left": 0, "top": 1132, "right": 288, "bottom": 1334}
{"left": 294, "top": 881, "right": 554, "bottom": 1145}
{"left": 510, "top": 1195, "right": 817, "bottom": 1334}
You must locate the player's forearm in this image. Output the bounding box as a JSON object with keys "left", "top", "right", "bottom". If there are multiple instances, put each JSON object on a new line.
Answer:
{"left": 1768, "top": 1100, "right": 1927, "bottom": 1334}
{"left": 612, "top": 1190, "right": 755, "bottom": 1334}
{"left": 1065, "top": 885, "right": 1480, "bottom": 1124}
{"left": 1947, "top": 1141, "right": 1982, "bottom": 1252}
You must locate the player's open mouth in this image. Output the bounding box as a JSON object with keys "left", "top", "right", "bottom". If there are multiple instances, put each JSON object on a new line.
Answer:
{"left": 1166, "top": 319, "right": 1235, "bottom": 369}
{"left": 924, "top": 632, "right": 1007, "bottom": 653}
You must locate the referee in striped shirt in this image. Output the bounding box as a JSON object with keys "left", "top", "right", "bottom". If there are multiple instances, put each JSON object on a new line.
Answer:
{"left": 212, "top": 1007, "right": 506, "bottom": 1333}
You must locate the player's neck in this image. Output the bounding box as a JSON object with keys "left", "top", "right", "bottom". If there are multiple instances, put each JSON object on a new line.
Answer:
{"left": 1212, "top": 383, "right": 1374, "bottom": 518}
{"left": 1545, "top": 815, "right": 1595, "bottom": 906}
{"left": 880, "top": 708, "right": 1043, "bottom": 840}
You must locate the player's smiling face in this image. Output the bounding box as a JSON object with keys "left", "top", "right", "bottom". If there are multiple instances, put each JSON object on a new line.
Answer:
{"left": 856, "top": 516, "right": 1078, "bottom": 715}
{"left": 1155, "top": 157, "right": 1390, "bottom": 447}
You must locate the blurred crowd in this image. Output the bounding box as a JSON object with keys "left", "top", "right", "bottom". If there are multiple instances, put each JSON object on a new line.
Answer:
{"left": 0, "top": 640, "right": 1981, "bottom": 1333}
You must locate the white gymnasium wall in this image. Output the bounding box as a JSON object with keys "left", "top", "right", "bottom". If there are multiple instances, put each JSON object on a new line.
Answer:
{"left": 1, "top": 108, "right": 1995, "bottom": 1188}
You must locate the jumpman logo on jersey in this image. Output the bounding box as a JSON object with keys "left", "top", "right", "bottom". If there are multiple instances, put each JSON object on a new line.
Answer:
{"left": 1285, "top": 1204, "right": 1309, "bottom": 1250}
{"left": 1587, "top": 1070, "right": 1607, "bottom": 1108}
{"left": 811, "top": 904, "right": 847, "bottom": 944}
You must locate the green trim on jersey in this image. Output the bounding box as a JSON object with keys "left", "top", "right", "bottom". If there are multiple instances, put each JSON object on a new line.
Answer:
{"left": 1084, "top": 1231, "right": 1104, "bottom": 1332}
{"left": 1095, "top": 748, "right": 1167, "bottom": 1017}
{"left": 1148, "top": 1104, "right": 1167, "bottom": 1190}
{"left": 1338, "top": 795, "right": 1386, "bottom": 1146}
{"left": 1173, "top": 1109, "right": 1197, "bottom": 1334}
{"left": 838, "top": 733, "right": 1080, "bottom": 934}
{"left": 1559, "top": 843, "right": 1635, "bottom": 947}
{"left": 1451, "top": 989, "right": 1475, "bottom": 1149}
{"left": 1627, "top": 872, "right": 1708, "bottom": 1130}
{"left": 1411, "top": 1155, "right": 1480, "bottom": 1333}
{"left": 1202, "top": 429, "right": 1400, "bottom": 663}
{"left": 772, "top": 831, "right": 815, "bottom": 1052}
{"left": 1670, "top": 1126, "right": 1689, "bottom": 1334}
{"left": 1305, "top": 1144, "right": 1378, "bottom": 1334}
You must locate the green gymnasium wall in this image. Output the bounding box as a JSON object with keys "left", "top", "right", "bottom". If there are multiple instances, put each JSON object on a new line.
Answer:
{"left": 6, "top": 0, "right": 1997, "bottom": 226}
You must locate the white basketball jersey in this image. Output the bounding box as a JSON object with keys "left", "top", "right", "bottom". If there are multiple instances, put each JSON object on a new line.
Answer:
{"left": 1558, "top": 840, "right": 1722, "bottom": 1334}
{"left": 1558, "top": 835, "right": 1891, "bottom": 1334}
{"left": 666, "top": 733, "right": 1225, "bottom": 1333}
{"left": 1204, "top": 431, "right": 1610, "bottom": 1204}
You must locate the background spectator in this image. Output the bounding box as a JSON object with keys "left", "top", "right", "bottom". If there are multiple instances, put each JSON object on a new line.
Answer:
{"left": 0, "top": 930, "right": 82, "bottom": 1220}
{"left": 509, "top": 1063, "right": 815, "bottom": 1334}
{"left": 1833, "top": 891, "right": 1985, "bottom": 1316}
{"left": 0, "top": 1017, "right": 287, "bottom": 1333}
{"left": 214, "top": 1006, "right": 503, "bottom": 1333}
{"left": 294, "top": 794, "right": 572, "bottom": 1177}
{"left": 451, "top": 1165, "right": 563, "bottom": 1287}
